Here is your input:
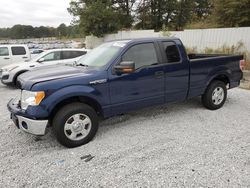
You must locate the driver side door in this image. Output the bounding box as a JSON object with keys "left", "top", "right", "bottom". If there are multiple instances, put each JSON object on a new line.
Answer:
{"left": 109, "top": 42, "right": 165, "bottom": 115}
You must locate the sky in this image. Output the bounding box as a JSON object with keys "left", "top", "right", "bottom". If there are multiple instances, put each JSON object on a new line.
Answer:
{"left": 0, "top": 0, "right": 73, "bottom": 28}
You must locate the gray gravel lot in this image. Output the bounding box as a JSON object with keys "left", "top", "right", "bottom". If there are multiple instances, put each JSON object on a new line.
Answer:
{"left": 0, "top": 83, "right": 250, "bottom": 187}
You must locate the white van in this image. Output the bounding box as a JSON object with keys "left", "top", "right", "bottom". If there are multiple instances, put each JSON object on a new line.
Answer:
{"left": 0, "top": 45, "right": 31, "bottom": 69}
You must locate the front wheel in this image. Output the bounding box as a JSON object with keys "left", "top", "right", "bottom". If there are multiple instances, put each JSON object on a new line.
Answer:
{"left": 202, "top": 80, "right": 227, "bottom": 110}
{"left": 53, "top": 103, "right": 99, "bottom": 148}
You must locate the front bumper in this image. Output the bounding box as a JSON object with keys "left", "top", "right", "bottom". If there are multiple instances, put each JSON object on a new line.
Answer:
{"left": 8, "top": 98, "right": 48, "bottom": 136}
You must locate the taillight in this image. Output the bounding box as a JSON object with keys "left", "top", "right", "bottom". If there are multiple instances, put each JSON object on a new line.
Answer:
{"left": 240, "top": 60, "right": 245, "bottom": 71}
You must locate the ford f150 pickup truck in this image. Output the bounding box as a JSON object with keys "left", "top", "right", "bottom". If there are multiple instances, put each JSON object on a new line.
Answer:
{"left": 7, "top": 38, "right": 244, "bottom": 147}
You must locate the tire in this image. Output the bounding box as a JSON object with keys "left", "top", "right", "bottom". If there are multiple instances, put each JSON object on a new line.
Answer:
{"left": 14, "top": 71, "right": 26, "bottom": 88}
{"left": 202, "top": 80, "right": 227, "bottom": 110}
{"left": 53, "top": 102, "right": 99, "bottom": 148}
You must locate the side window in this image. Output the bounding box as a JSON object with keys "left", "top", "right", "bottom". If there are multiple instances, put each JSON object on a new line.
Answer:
{"left": 42, "top": 51, "right": 61, "bottom": 62}
{"left": 0, "top": 47, "right": 9, "bottom": 56}
{"left": 162, "top": 42, "right": 181, "bottom": 63}
{"left": 76, "top": 51, "right": 87, "bottom": 57}
{"left": 11, "top": 46, "right": 26, "bottom": 55}
{"left": 61, "top": 51, "right": 86, "bottom": 60}
{"left": 62, "top": 51, "right": 74, "bottom": 59}
{"left": 122, "top": 43, "right": 158, "bottom": 69}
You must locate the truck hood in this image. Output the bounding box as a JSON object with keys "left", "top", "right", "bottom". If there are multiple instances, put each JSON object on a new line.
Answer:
{"left": 18, "top": 65, "right": 93, "bottom": 89}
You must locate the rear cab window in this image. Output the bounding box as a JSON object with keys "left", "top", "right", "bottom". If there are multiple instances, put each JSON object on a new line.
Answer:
{"left": 122, "top": 43, "right": 158, "bottom": 69}
{"left": 161, "top": 41, "right": 181, "bottom": 63}
{"left": 0, "top": 47, "right": 9, "bottom": 56}
{"left": 11, "top": 46, "right": 26, "bottom": 56}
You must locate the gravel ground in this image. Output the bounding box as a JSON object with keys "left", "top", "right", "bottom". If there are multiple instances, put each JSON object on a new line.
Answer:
{"left": 0, "top": 83, "right": 250, "bottom": 187}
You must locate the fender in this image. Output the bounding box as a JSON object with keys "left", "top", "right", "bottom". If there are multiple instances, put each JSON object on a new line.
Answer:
{"left": 41, "top": 85, "right": 108, "bottom": 116}
{"left": 13, "top": 70, "right": 29, "bottom": 83}
{"left": 205, "top": 65, "right": 232, "bottom": 88}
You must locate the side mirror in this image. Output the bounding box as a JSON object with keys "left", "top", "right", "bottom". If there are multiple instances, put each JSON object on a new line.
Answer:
{"left": 38, "top": 58, "right": 45, "bottom": 63}
{"left": 114, "top": 61, "right": 135, "bottom": 75}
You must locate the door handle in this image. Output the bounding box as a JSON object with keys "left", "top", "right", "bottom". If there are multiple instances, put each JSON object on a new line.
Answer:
{"left": 154, "top": 71, "right": 164, "bottom": 78}
{"left": 22, "top": 56, "right": 28, "bottom": 59}
{"left": 4, "top": 57, "right": 10, "bottom": 60}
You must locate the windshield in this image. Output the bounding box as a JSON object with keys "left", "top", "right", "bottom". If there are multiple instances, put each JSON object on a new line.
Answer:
{"left": 77, "top": 41, "right": 129, "bottom": 67}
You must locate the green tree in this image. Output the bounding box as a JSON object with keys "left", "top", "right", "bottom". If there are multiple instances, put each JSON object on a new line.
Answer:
{"left": 193, "top": 0, "right": 212, "bottom": 19}
{"left": 0, "top": 24, "right": 81, "bottom": 39}
{"left": 212, "top": 0, "right": 250, "bottom": 27}
{"left": 10, "top": 25, "right": 25, "bottom": 39}
{"left": 68, "top": 0, "right": 121, "bottom": 37}
{"left": 135, "top": 0, "right": 177, "bottom": 30}
{"left": 112, "top": 0, "right": 136, "bottom": 28}
{"left": 173, "top": 0, "right": 194, "bottom": 30}
{"left": 57, "top": 23, "right": 68, "bottom": 38}
{"left": 135, "top": 0, "right": 153, "bottom": 29}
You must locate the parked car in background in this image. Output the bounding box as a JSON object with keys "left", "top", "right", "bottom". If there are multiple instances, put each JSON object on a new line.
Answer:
{"left": 0, "top": 45, "right": 31, "bottom": 70}
{"left": 30, "top": 49, "right": 44, "bottom": 59}
{"left": 1, "top": 48, "right": 89, "bottom": 86}
{"left": 7, "top": 38, "right": 244, "bottom": 147}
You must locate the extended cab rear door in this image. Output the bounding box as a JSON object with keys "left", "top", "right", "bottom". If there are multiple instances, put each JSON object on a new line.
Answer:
{"left": 159, "top": 40, "right": 189, "bottom": 103}
{"left": 109, "top": 41, "right": 165, "bottom": 115}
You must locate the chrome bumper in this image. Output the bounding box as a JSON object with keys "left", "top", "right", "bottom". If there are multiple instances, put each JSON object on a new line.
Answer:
{"left": 8, "top": 98, "right": 48, "bottom": 136}
{"left": 16, "top": 115, "right": 48, "bottom": 136}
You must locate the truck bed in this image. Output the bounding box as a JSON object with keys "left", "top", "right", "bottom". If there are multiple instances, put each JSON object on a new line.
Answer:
{"left": 188, "top": 54, "right": 243, "bottom": 98}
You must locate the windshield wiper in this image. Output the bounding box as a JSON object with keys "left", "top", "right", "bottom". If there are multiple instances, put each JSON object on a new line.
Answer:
{"left": 77, "top": 63, "right": 89, "bottom": 67}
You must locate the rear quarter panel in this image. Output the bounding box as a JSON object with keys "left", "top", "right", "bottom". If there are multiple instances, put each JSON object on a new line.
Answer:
{"left": 188, "top": 55, "right": 243, "bottom": 98}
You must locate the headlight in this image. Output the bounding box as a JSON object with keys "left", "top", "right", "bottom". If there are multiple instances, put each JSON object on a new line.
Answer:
{"left": 21, "top": 90, "right": 45, "bottom": 110}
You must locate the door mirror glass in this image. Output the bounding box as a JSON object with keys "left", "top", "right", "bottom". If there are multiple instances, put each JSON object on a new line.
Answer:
{"left": 114, "top": 61, "right": 135, "bottom": 75}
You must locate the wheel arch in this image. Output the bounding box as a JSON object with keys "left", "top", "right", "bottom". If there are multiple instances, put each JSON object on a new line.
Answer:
{"left": 48, "top": 96, "right": 103, "bottom": 123}
{"left": 205, "top": 67, "right": 232, "bottom": 91}
{"left": 209, "top": 74, "right": 230, "bottom": 86}
{"left": 13, "top": 70, "right": 29, "bottom": 85}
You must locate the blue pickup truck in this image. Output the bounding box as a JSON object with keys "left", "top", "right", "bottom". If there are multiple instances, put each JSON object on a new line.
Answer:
{"left": 7, "top": 38, "right": 244, "bottom": 147}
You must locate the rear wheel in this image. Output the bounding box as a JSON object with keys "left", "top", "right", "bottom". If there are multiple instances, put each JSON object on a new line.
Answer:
{"left": 202, "top": 80, "right": 227, "bottom": 110}
{"left": 53, "top": 102, "right": 99, "bottom": 148}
